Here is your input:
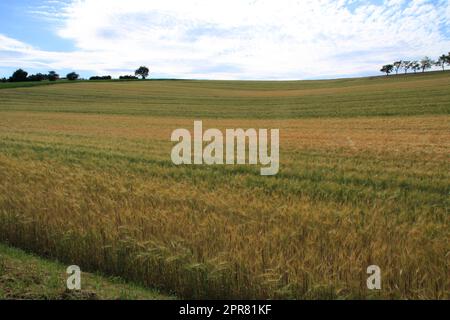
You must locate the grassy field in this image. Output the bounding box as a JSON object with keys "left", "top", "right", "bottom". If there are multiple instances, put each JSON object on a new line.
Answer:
{"left": 0, "top": 72, "right": 448, "bottom": 299}
{"left": 0, "top": 243, "right": 171, "bottom": 299}
{"left": 1, "top": 71, "right": 449, "bottom": 118}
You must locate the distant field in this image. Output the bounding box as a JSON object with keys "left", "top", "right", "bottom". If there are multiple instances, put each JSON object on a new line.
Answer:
{"left": 0, "top": 80, "right": 71, "bottom": 90}
{"left": 1, "top": 71, "right": 449, "bottom": 118}
{"left": 0, "top": 72, "right": 448, "bottom": 299}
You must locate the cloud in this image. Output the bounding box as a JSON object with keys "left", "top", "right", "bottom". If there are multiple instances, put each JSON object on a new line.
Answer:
{"left": 1, "top": 0, "right": 449, "bottom": 79}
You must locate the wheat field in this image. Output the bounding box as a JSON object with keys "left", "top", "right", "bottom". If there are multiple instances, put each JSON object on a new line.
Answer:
{"left": 0, "top": 72, "right": 449, "bottom": 299}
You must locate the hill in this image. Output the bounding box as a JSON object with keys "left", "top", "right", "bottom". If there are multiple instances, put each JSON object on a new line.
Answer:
{"left": 1, "top": 71, "right": 449, "bottom": 118}
{"left": 0, "top": 71, "right": 448, "bottom": 299}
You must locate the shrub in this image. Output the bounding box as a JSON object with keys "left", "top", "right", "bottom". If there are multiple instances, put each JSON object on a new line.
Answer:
{"left": 119, "top": 75, "right": 138, "bottom": 80}
{"left": 67, "top": 72, "right": 80, "bottom": 81}
{"left": 89, "top": 75, "right": 112, "bottom": 80}
{"left": 27, "top": 73, "right": 47, "bottom": 82}
{"left": 48, "top": 71, "right": 59, "bottom": 81}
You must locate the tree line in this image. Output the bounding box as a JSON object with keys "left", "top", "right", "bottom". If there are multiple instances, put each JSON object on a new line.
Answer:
{"left": 1, "top": 66, "right": 150, "bottom": 83}
{"left": 380, "top": 52, "right": 450, "bottom": 76}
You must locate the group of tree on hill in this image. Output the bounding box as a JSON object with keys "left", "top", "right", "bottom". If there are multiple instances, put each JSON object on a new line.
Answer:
{"left": 2, "top": 56, "right": 449, "bottom": 82}
{"left": 380, "top": 52, "right": 450, "bottom": 76}
{"left": 0, "top": 69, "right": 63, "bottom": 82}
{"left": 119, "top": 75, "right": 139, "bottom": 80}
{"left": 89, "top": 75, "right": 112, "bottom": 80}
{"left": 1, "top": 66, "right": 150, "bottom": 83}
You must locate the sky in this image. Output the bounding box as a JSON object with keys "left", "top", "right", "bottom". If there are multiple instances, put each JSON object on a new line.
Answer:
{"left": 0, "top": 0, "right": 449, "bottom": 80}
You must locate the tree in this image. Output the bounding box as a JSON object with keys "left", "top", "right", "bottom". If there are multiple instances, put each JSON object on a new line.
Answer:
{"left": 380, "top": 64, "right": 394, "bottom": 76}
{"left": 9, "top": 69, "right": 28, "bottom": 82}
{"left": 66, "top": 72, "right": 79, "bottom": 81}
{"left": 48, "top": 71, "right": 59, "bottom": 81}
{"left": 420, "top": 57, "right": 432, "bottom": 73}
{"left": 135, "top": 66, "right": 149, "bottom": 79}
{"left": 119, "top": 75, "right": 138, "bottom": 80}
{"left": 410, "top": 61, "right": 420, "bottom": 73}
{"left": 435, "top": 55, "right": 446, "bottom": 71}
{"left": 437, "top": 53, "right": 450, "bottom": 71}
{"left": 401, "top": 61, "right": 411, "bottom": 74}
{"left": 393, "top": 61, "right": 402, "bottom": 75}
{"left": 89, "top": 75, "right": 111, "bottom": 80}
{"left": 27, "top": 73, "right": 47, "bottom": 81}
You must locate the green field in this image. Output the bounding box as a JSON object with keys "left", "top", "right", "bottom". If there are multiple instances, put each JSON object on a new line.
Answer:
{"left": 1, "top": 71, "right": 449, "bottom": 118}
{"left": 0, "top": 72, "right": 449, "bottom": 299}
{"left": 0, "top": 243, "right": 171, "bottom": 299}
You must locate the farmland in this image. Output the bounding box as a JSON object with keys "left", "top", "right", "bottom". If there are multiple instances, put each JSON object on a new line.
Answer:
{"left": 0, "top": 243, "right": 171, "bottom": 299}
{"left": 0, "top": 72, "right": 449, "bottom": 299}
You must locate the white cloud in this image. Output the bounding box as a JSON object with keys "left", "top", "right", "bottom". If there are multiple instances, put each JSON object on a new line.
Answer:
{"left": 1, "top": 0, "right": 449, "bottom": 79}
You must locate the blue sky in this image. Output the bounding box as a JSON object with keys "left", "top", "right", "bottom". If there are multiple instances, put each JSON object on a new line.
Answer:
{"left": 0, "top": 0, "right": 449, "bottom": 80}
